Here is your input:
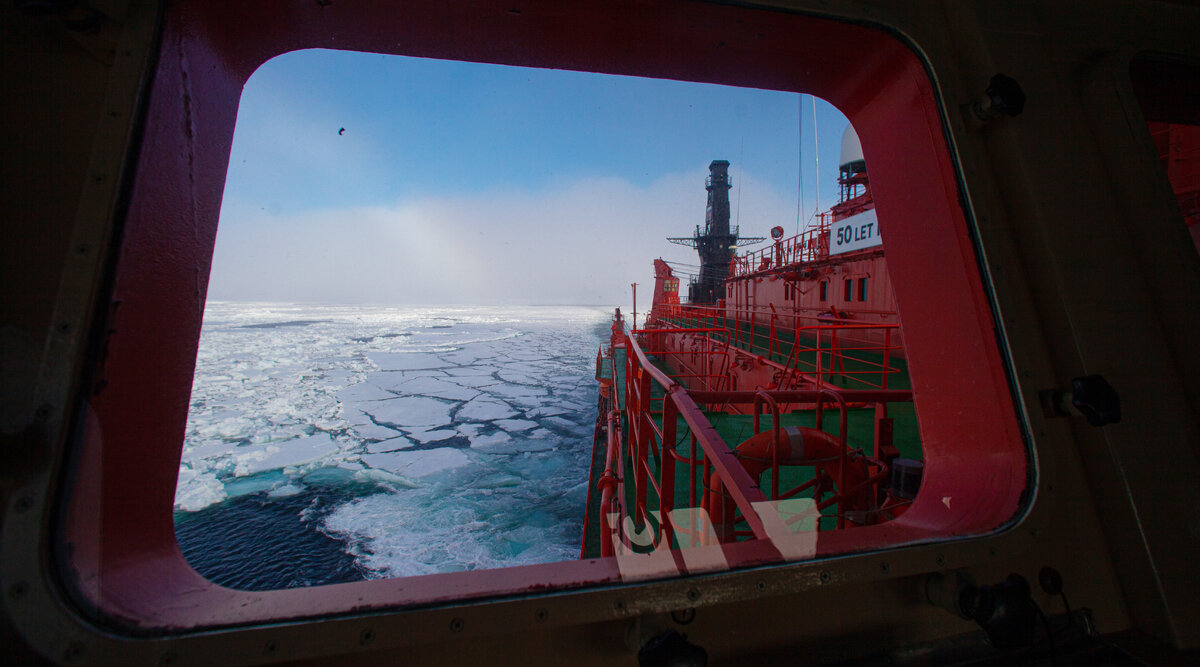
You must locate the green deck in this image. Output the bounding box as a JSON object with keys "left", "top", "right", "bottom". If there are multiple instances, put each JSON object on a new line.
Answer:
{"left": 582, "top": 319, "right": 922, "bottom": 558}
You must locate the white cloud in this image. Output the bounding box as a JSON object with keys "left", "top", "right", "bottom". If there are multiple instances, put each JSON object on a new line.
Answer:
{"left": 208, "top": 170, "right": 798, "bottom": 306}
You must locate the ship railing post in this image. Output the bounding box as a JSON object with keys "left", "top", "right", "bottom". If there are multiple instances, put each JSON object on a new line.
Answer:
{"left": 816, "top": 330, "right": 825, "bottom": 390}
{"left": 689, "top": 433, "right": 698, "bottom": 512}
{"left": 660, "top": 394, "right": 678, "bottom": 547}
{"left": 636, "top": 371, "right": 653, "bottom": 527}
{"left": 769, "top": 303, "right": 778, "bottom": 359}
{"left": 883, "top": 327, "right": 892, "bottom": 390}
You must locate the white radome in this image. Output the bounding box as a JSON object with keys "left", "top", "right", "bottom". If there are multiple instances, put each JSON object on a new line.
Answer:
{"left": 840, "top": 125, "right": 863, "bottom": 169}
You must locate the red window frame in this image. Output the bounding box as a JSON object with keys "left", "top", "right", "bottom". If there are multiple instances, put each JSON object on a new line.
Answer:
{"left": 57, "top": 0, "right": 1027, "bottom": 632}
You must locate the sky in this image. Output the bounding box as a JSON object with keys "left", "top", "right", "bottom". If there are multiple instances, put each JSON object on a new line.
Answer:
{"left": 210, "top": 48, "right": 852, "bottom": 306}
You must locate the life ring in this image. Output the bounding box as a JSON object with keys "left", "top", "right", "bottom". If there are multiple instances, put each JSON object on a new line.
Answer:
{"left": 702, "top": 426, "right": 871, "bottom": 539}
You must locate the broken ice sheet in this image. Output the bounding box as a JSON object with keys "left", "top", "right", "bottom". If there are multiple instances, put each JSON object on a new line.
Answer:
{"left": 180, "top": 303, "right": 609, "bottom": 576}
{"left": 386, "top": 375, "right": 480, "bottom": 401}
{"left": 232, "top": 432, "right": 341, "bottom": 477}
{"left": 361, "top": 448, "right": 472, "bottom": 478}
{"left": 363, "top": 396, "right": 455, "bottom": 427}
{"left": 496, "top": 419, "right": 537, "bottom": 432}
{"left": 336, "top": 382, "right": 395, "bottom": 403}
{"left": 365, "top": 436, "right": 414, "bottom": 453}
{"left": 367, "top": 351, "right": 450, "bottom": 371}
{"left": 402, "top": 427, "right": 459, "bottom": 444}
{"left": 457, "top": 397, "right": 518, "bottom": 421}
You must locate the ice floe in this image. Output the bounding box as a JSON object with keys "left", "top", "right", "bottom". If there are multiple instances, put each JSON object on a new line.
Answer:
{"left": 232, "top": 432, "right": 341, "bottom": 477}
{"left": 386, "top": 375, "right": 480, "bottom": 401}
{"left": 174, "top": 467, "right": 227, "bottom": 512}
{"left": 336, "top": 383, "right": 395, "bottom": 403}
{"left": 496, "top": 419, "right": 538, "bottom": 432}
{"left": 402, "top": 427, "right": 459, "bottom": 444}
{"left": 468, "top": 431, "right": 513, "bottom": 451}
{"left": 367, "top": 351, "right": 451, "bottom": 371}
{"left": 456, "top": 397, "right": 518, "bottom": 421}
{"left": 361, "top": 448, "right": 471, "bottom": 478}
{"left": 365, "top": 436, "right": 414, "bottom": 453}
{"left": 349, "top": 421, "right": 403, "bottom": 441}
{"left": 362, "top": 396, "right": 455, "bottom": 427}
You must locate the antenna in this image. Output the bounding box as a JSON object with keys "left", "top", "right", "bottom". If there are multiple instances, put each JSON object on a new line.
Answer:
{"left": 812, "top": 95, "right": 820, "bottom": 225}
{"left": 797, "top": 94, "right": 804, "bottom": 235}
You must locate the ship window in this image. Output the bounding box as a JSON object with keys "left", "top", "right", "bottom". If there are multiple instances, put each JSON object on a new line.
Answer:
{"left": 858, "top": 277, "right": 868, "bottom": 301}
{"left": 55, "top": 0, "right": 1030, "bottom": 637}
{"left": 162, "top": 50, "right": 815, "bottom": 592}
{"left": 844, "top": 278, "right": 852, "bottom": 301}
{"left": 784, "top": 282, "right": 792, "bottom": 300}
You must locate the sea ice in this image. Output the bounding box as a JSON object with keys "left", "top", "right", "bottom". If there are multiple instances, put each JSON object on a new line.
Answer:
{"left": 439, "top": 346, "right": 495, "bottom": 366}
{"left": 182, "top": 303, "right": 609, "bottom": 578}
{"left": 180, "top": 439, "right": 236, "bottom": 464}
{"left": 438, "top": 374, "right": 500, "bottom": 389}
{"left": 496, "top": 419, "right": 537, "bottom": 432}
{"left": 350, "top": 421, "right": 403, "bottom": 441}
{"left": 353, "top": 467, "right": 417, "bottom": 488}
{"left": 361, "top": 448, "right": 471, "bottom": 478}
{"left": 486, "top": 383, "right": 548, "bottom": 401}
{"left": 544, "top": 416, "right": 583, "bottom": 431}
{"left": 336, "top": 382, "right": 395, "bottom": 403}
{"left": 526, "top": 406, "right": 568, "bottom": 418}
{"left": 367, "top": 351, "right": 450, "bottom": 371}
{"left": 388, "top": 376, "right": 480, "bottom": 401}
{"left": 363, "top": 396, "right": 455, "bottom": 427}
{"left": 457, "top": 397, "right": 518, "bottom": 421}
{"left": 402, "top": 428, "right": 458, "bottom": 444}
{"left": 174, "top": 467, "right": 227, "bottom": 512}
{"left": 496, "top": 370, "right": 539, "bottom": 385}
{"left": 456, "top": 423, "right": 485, "bottom": 438}
{"left": 365, "top": 436, "right": 414, "bottom": 453}
{"left": 232, "top": 432, "right": 340, "bottom": 477}
{"left": 444, "top": 365, "right": 500, "bottom": 377}
{"left": 468, "top": 431, "right": 512, "bottom": 451}
{"left": 341, "top": 407, "right": 373, "bottom": 425}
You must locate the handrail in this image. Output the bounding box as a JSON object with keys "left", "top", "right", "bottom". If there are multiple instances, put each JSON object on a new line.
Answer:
{"left": 597, "top": 304, "right": 915, "bottom": 555}
{"left": 651, "top": 306, "right": 904, "bottom": 391}
{"left": 729, "top": 213, "right": 832, "bottom": 277}
{"left": 625, "top": 332, "right": 773, "bottom": 542}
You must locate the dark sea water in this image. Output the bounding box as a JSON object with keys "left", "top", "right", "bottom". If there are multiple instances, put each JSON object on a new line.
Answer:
{"left": 175, "top": 487, "right": 370, "bottom": 590}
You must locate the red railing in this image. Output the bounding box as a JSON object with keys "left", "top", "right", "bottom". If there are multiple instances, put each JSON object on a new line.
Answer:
{"left": 596, "top": 327, "right": 913, "bottom": 557}
{"left": 633, "top": 326, "right": 731, "bottom": 394}
{"left": 730, "top": 214, "right": 832, "bottom": 277}
{"left": 651, "top": 303, "right": 903, "bottom": 391}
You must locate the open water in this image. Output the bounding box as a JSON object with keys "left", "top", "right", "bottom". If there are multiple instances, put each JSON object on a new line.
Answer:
{"left": 174, "top": 303, "right": 607, "bottom": 590}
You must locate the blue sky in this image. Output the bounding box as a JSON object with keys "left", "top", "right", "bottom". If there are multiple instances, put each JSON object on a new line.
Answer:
{"left": 212, "top": 49, "right": 851, "bottom": 305}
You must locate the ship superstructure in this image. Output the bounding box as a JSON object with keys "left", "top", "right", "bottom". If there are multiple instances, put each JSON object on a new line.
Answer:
{"left": 583, "top": 133, "right": 923, "bottom": 564}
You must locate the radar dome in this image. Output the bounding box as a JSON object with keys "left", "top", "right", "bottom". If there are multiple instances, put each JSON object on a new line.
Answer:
{"left": 839, "top": 125, "right": 864, "bottom": 169}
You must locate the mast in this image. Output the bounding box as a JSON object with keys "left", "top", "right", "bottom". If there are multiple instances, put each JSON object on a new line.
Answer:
{"left": 667, "top": 161, "right": 764, "bottom": 304}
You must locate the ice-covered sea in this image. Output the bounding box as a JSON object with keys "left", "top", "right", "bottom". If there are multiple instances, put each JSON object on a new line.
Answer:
{"left": 174, "top": 303, "right": 608, "bottom": 589}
